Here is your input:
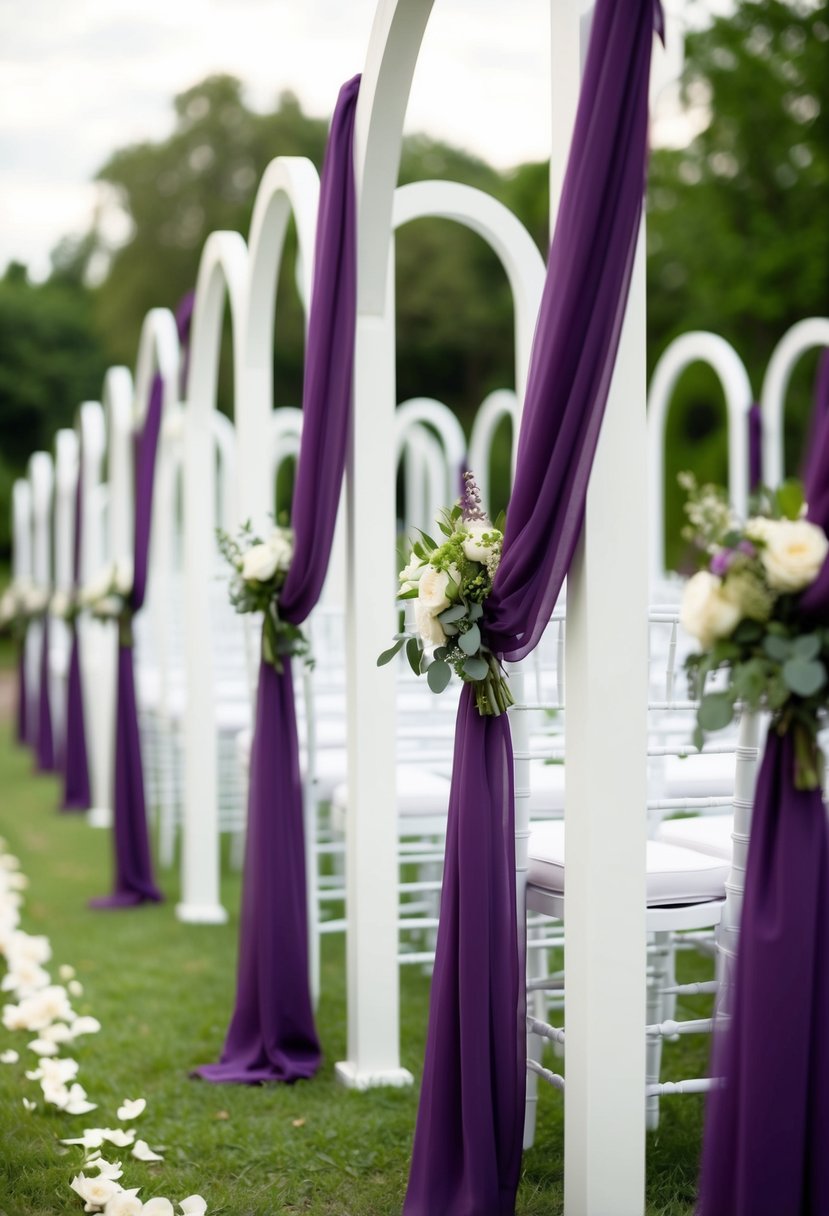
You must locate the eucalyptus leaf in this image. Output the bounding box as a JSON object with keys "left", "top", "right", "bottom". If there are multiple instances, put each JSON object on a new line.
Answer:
{"left": 782, "top": 657, "right": 827, "bottom": 697}
{"left": 438, "top": 604, "right": 468, "bottom": 625}
{"left": 426, "top": 660, "right": 452, "bottom": 694}
{"left": 692, "top": 724, "right": 705, "bottom": 752}
{"left": 467, "top": 601, "right": 483, "bottom": 621}
{"left": 443, "top": 624, "right": 459, "bottom": 637}
{"left": 459, "top": 623, "right": 481, "bottom": 655}
{"left": 433, "top": 647, "right": 448, "bottom": 661}
{"left": 377, "top": 640, "right": 405, "bottom": 667}
{"left": 698, "top": 692, "right": 734, "bottom": 732}
{"left": 406, "top": 637, "right": 423, "bottom": 677}
{"left": 792, "top": 634, "right": 822, "bottom": 661}
{"left": 763, "top": 634, "right": 791, "bottom": 662}
{"left": 462, "top": 656, "right": 489, "bottom": 680}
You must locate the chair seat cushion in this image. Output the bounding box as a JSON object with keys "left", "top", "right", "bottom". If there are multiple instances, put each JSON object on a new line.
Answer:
{"left": 663, "top": 751, "right": 734, "bottom": 799}
{"left": 656, "top": 814, "right": 734, "bottom": 860}
{"left": 331, "top": 764, "right": 451, "bottom": 819}
{"left": 528, "top": 820, "right": 728, "bottom": 906}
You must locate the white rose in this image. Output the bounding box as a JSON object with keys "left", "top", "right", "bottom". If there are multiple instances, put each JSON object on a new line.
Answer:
{"left": 680, "top": 570, "right": 742, "bottom": 650}
{"left": 83, "top": 567, "right": 115, "bottom": 606}
{"left": 24, "top": 585, "right": 48, "bottom": 614}
{"left": 417, "top": 565, "right": 460, "bottom": 615}
{"left": 758, "top": 519, "right": 829, "bottom": 593}
{"left": 113, "top": 559, "right": 133, "bottom": 597}
{"left": 414, "top": 601, "right": 447, "bottom": 650}
{"left": 94, "top": 596, "right": 123, "bottom": 619}
{"left": 399, "top": 555, "right": 426, "bottom": 593}
{"left": 51, "top": 590, "right": 71, "bottom": 618}
{"left": 462, "top": 522, "right": 500, "bottom": 563}
{"left": 241, "top": 542, "right": 280, "bottom": 583}
{"left": 266, "top": 528, "right": 293, "bottom": 571}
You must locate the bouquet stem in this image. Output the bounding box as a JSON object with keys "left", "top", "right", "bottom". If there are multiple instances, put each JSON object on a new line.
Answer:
{"left": 792, "top": 718, "right": 823, "bottom": 791}
{"left": 473, "top": 655, "right": 515, "bottom": 717}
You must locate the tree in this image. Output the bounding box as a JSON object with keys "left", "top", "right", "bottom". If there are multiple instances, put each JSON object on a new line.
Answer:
{"left": 647, "top": 0, "right": 829, "bottom": 563}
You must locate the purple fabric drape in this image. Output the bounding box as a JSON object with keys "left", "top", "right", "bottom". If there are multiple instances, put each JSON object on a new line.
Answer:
{"left": 62, "top": 468, "right": 91, "bottom": 811}
{"left": 404, "top": 3, "right": 660, "bottom": 1212}
{"left": 748, "top": 403, "right": 763, "bottom": 493}
{"left": 90, "top": 374, "right": 164, "bottom": 908}
{"left": 194, "top": 75, "right": 359, "bottom": 1085}
{"left": 698, "top": 374, "right": 829, "bottom": 1216}
{"left": 36, "top": 616, "right": 56, "bottom": 772}
{"left": 16, "top": 643, "right": 27, "bottom": 745}
{"left": 801, "top": 349, "right": 829, "bottom": 482}
{"left": 175, "top": 290, "right": 195, "bottom": 399}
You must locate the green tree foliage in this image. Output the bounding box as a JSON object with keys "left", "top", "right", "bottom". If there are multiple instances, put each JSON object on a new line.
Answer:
{"left": 0, "top": 261, "right": 108, "bottom": 553}
{"left": 648, "top": 0, "right": 829, "bottom": 565}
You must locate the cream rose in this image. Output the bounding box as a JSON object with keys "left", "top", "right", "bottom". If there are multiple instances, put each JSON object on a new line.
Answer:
{"left": 113, "top": 559, "right": 133, "bottom": 597}
{"left": 417, "top": 565, "right": 460, "bottom": 615}
{"left": 241, "top": 542, "right": 280, "bottom": 583}
{"left": 680, "top": 570, "right": 742, "bottom": 649}
{"left": 758, "top": 519, "right": 828, "bottom": 592}
{"left": 266, "top": 528, "right": 293, "bottom": 570}
{"left": 462, "top": 522, "right": 500, "bottom": 563}
{"left": 414, "top": 601, "right": 447, "bottom": 650}
{"left": 399, "top": 555, "right": 426, "bottom": 593}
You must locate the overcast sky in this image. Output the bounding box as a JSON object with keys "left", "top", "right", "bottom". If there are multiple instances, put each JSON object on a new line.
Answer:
{"left": 0, "top": 0, "right": 727, "bottom": 280}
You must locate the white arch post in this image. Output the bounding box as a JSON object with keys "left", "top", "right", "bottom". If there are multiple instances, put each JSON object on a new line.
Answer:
{"left": 52, "top": 428, "right": 80, "bottom": 755}
{"left": 28, "top": 451, "right": 55, "bottom": 754}
{"left": 77, "top": 401, "right": 114, "bottom": 825}
{"left": 761, "top": 316, "right": 829, "bottom": 487}
{"left": 179, "top": 232, "right": 248, "bottom": 924}
{"left": 647, "top": 331, "right": 753, "bottom": 587}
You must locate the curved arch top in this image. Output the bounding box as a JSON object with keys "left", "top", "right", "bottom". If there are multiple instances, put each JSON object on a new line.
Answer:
{"left": 393, "top": 180, "right": 546, "bottom": 403}
{"left": 647, "top": 330, "right": 752, "bottom": 585}
{"left": 761, "top": 317, "right": 829, "bottom": 488}
{"left": 28, "top": 451, "right": 54, "bottom": 586}
{"left": 467, "top": 389, "right": 520, "bottom": 506}
{"left": 355, "top": 0, "right": 434, "bottom": 314}
{"left": 188, "top": 230, "right": 249, "bottom": 425}
{"left": 134, "top": 307, "right": 181, "bottom": 422}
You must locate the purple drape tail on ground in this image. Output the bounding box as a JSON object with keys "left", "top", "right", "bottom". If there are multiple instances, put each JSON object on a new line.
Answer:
{"left": 35, "top": 618, "right": 56, "bottom": 773}
{"left": 193, "top": 74, "right": 359, "bottom": 1084}
{"left": 194, "top": 662, "right": 320, "bottom": 1082}
{"left": 698, "top": 354, "right": 829, "bottom": 1215}
{"left": 90, "top": 373, "right": 164, "bottom": 908}
{"left": 404, "top": 2, "right": 659, "bottom": 1212}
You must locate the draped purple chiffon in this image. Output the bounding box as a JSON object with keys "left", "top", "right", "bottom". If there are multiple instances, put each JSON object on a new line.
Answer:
{"left": 36, "top": 616, "right": 56, "bottom": 773}
{"left": 697, "top": 370, "right": 829, "bottom": 1214}
{"left": 194, "top": 75, "right": 359, "bottom": 1084}
{"left": 90, "top": 374, "right": 164, "bottom": 908}
{"left": 404, "top": 3, "right": 660, "bottom": 1212}
{"left": 748, "top": 403, "right": 763, "bottom": 493}
{"left": 175, "top": 291, "right": 195, "bottom": 398}
{"left": 62, "top": 469, "right": 91, "bottom": 811}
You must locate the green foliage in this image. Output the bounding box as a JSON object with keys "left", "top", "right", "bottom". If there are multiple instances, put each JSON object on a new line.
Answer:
{"left": 649, "top": 0, "right": 829, "bottom": 567}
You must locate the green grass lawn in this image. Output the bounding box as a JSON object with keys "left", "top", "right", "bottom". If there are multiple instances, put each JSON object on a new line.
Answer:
{"left": 0, "top": 704, "right": 709, "bottom": 1215}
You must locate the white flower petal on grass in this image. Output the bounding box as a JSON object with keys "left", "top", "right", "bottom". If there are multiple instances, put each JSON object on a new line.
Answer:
{"left": 142, "top": 1199, "right": 175, "bottom": 1216}
{"left": 70, "top": 1171, "right": 124, "bottom": 1212}
{"left": 68, "top": 979, "right": 84, "bottom": 997}
{"left": 132, "top": 1139, "right": 164, "bottom": 1162}
{"left": 63, "top": 1128, "right": 136, "bottom": 1150}
{"left": 72, "top": 1015, "right": 103, "bottom": 1037}
{"left": 87, "top": 1157, "right": 124, "bottom": 1181}
{"left": 28, "top": 1037, "right": 60, "bottom": 1057}
{"left": 102, "top": 1128, "right": 137, "bottom": 1148}
{"left": 179, "top": 1197, "right": 208, "bottom": 1215}
{"left": 0, "top": 1049, "right": 18, "bottom": 1064}
{"left": 59, "top": 964, "right": 76, "bottom": 981}
{"left": 43, "top": 1021, "right": 75, "bottom": 1044}
{"left": 22, "top": 1097, "right": 36, "bottom": 1112}
{"left": 103, "top": 1193, "right": 143, "bottom": 1216}
{"left": 117, "top": 1097, "right": 146, "bottom": 1121}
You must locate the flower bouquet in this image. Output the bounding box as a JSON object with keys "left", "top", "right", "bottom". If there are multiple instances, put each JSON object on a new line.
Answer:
{"left": 217, "top": 522, "right": 309, "bottom": 672}
{"left": 378, "top": 471, "right": 512, "bottom": 716}
{"left": 679, "top": 473, "right": 829, "bottom": 789}
{"left": 0, "top": 580, "right": 49, "bottom": 640}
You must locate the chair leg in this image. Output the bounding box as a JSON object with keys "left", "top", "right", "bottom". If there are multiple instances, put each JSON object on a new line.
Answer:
{"left": 523, "top": 924, "right": 549, "bottom": 1150}
{"left": 646, "top": 930, "right": 671, "bottom": 1131}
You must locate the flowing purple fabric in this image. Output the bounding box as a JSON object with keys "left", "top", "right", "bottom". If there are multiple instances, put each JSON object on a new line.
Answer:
{"left": 194, "top": 75, "right": 359, "bottom": 1085}
{"left": 748, "top": 403, "right": 763, "bottom": 493}
{"left": 16, "top": 643, "right": 27, "bottom": 745}
{"left": 62, "top": 469, "right": 91, "bottom": 811}
{"left": 404, "top": 3, "right": 660, "bottom": 1212}
{"left": 90, "top": 374, "right": 164, "bottom": 908}
{"left": 697, "top": 374, "right": 829, "bottom": 1215}
{"left": 175, "top": 291, "right": 195, "bottom": 398}
{"left": 802, "top": 349, "right": 829, "bottom": 482}
{"left": 35, "top": 616, "right": 56, "bottom": 772}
